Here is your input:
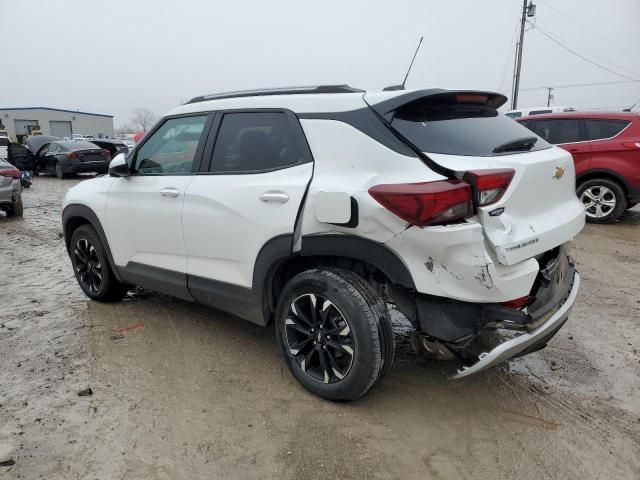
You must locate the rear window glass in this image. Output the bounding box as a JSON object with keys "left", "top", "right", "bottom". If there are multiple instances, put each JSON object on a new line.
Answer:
{"left": 585, "top": 119, "right": 630, "bottom": 140}
{"left": 59, "top": 141, "right": 98, "bottom": 150}
{"left": 391, "top": 101, "right": 550, "bottom": 156}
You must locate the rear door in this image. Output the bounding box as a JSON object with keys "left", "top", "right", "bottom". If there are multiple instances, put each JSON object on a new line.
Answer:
{"left": 365, "top": 91, "right": 585, "bottom": 265}
{"left": 182, "top": 110, "right": 313, "bottom": 289}
{"left": 105, "top": 114, "right": 210, "bottom": 297}
{"left": 585, "top": 118, "right": 635, "bottom": 174}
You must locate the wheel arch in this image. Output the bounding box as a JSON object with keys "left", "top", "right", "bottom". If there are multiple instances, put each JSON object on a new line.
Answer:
{"left": 576, "top": 169, "right": 630, "bottom": 198}
{"left": 256, "top": 234, "right": 415, "bottom": 324}
{"left": 62, "top": 204, "right": 123, "bottom": 282}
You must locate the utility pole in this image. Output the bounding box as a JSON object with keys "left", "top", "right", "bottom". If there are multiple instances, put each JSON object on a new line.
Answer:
{"left": 546, "top": 87, "right": 554, "bottom": 107}
{"left": 512, "top": 0, "right": 536, "bottom": 109}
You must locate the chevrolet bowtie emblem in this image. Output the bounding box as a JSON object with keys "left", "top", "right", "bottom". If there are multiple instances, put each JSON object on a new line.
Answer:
{"left": 553, "top": 166, "right": 565, "bottom": 179}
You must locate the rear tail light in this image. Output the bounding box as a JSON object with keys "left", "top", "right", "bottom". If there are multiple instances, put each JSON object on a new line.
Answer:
{"left": 66, "top": 152, "right": 80, "bottom": 159}
{"left": 368, "top": 180, "right": 473, "bottom": 226}
{"left": 463, "top": 169, "right": 514, "bottom": 206}
{"left": 0, "top": 168, "right": 21, "bottom": 179}
{"left": 501, "top": 295, "right": 532, "bottom": 310}
{"left": 101, "top": 150, "right": 110, "bottom": 157}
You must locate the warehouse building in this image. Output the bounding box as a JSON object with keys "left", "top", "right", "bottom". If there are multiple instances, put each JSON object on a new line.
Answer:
{"left": 0, "top": 107, "right": 114, "bottom": 143}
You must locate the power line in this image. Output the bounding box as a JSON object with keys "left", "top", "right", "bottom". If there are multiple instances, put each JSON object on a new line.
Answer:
{"left": 537, "top": 0, "right": 638, "bottom": 56}
{"left": 533, "top": 23, "right": 640, "bottom": 79}
{"left": 521, "top": 79, "right": 640, "bottom": 91}
{"left": 532, "top": 25, "right": 639, "bottom": 82}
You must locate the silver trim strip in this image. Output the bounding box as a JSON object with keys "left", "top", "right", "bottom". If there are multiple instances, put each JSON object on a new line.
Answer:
{"left": 451, "top": 272, "right": 581, "bottom": 379}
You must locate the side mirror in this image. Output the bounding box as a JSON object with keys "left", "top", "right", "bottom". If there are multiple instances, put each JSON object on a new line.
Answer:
{"left": 108, "top": 153, "right": 130, "bottom": 177}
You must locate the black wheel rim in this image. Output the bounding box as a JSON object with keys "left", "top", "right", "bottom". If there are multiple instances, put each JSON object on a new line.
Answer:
{"left": 73, "top": 238, "right": 103, "bottom": 293}
{"left": 284, "top": 293, "right": 355, "bottom": 384}
{"left": 56, "top": 163, "right": 62, "bottom": 177}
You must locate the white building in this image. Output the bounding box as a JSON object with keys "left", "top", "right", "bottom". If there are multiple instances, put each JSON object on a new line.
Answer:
{"left": 0, "top": 107, "right": 114, "bottom": 143}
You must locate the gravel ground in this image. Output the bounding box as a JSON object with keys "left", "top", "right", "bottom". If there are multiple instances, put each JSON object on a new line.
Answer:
{"left": 1, "top": 175, "right": 639, "bottom": 479}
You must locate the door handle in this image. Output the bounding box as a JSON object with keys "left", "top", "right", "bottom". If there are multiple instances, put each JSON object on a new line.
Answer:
{"left": 259, "top": 191, "right": 289, "bottom": 203}
{"left": 160, "top": 187, "right": 180, "bottom": 198}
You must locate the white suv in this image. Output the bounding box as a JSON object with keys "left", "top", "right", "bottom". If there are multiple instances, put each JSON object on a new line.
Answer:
{"left": 62, "top": 86, "right": 585, "bottom": 401}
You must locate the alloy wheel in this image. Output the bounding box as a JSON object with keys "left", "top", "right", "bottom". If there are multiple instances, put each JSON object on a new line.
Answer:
{"left": 284, "top": 293, "right": 355, "bottom": 384}
{"left": 580, "top": 186, "right": 617, "bottom": 219}
{"left": 55, "top": 162, "right": 63, "bottom": 178}
{"left": 73, "top": 238, "right": 103, "bottom": 293}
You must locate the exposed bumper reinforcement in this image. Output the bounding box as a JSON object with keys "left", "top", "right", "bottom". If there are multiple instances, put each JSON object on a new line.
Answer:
{"left": 451, "top": 271, "right": 581, "bottom": 379}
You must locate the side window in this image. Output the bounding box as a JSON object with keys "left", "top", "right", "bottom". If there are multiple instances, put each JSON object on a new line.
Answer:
{"left": 529, "top": 109, "right": 552, "bottom": 116}
{"left": 48, "top": 144, "right": 60, "bottom": 154}
{"left": 133, "top": 115, "right": 207, "bottom": 175}
{"left": 585, "top": 119, "right": 630, "bottom": 141}
{"left": 209, "top": 112, "right": 306, "bottom": 173}
{"left": 530, "top": 119, "right": 586, "bottom": 144}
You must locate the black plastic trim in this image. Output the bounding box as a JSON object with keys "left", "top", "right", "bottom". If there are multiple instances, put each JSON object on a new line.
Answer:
{"left": 576, "top": 168, "right": 633, "bottom": 198}
{"left": 119, "top": 262, "right": 192, "bottom": 301}
{"left": 62, "top": 204, "right": 123, "bottom": 282}
{"left": 300, "top": 234, "right": 415, "bottom": 289}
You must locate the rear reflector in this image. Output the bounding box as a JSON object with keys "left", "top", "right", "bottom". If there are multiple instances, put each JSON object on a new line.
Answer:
{"left": 369, "top": 180, "right": 473, "bottom": 226}
{"left": 501, "top": 295, "right": 532, "bottom": 310}
{"left": 463, "top": 169, "right": 514, "bottom": 206}
{"left": 0, "top": 168, "right": 21, "bottom": 179}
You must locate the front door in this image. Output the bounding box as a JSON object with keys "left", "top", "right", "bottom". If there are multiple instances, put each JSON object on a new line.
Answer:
{"left": 105, "top": 114, "right": 210, "bottom": 298}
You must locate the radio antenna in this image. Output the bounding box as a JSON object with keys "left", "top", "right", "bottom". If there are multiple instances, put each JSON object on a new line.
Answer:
{"left": 401, "top": 36, "right": 424, "bottom": 88}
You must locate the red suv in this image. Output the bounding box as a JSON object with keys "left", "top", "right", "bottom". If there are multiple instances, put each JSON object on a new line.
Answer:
{"left": 518, "top": 112, "right": 640, "bottom": 223}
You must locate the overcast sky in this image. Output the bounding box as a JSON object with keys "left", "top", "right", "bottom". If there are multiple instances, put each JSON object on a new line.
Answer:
{"left": 1, "top": 0, "right": 639, "bottom": 126}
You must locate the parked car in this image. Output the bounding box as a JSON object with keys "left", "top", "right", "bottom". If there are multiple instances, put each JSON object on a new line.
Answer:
{"left": 0, "top": 141, "right": 36, "bottom": 188}
{"left": 36, "top": 140, "right": 111, "bottom": 179}
{"left": 505, "top": 106, "right": 575, "bottom": 119}
{"left": 62, "top": 86, "right": 584, "bottom": 401}
{"left": 0, "top": 158, "right": 23, "bottom": 217}
{"left": 89, "top": 139, "right": 129, "bottom": 158}
{"left": 517, "top": 112, "right": 640, "bottom": 223}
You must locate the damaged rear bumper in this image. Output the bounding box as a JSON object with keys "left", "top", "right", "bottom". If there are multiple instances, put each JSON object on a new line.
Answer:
{"left": 452, "top": 270, "right": 580, "bottom": 379}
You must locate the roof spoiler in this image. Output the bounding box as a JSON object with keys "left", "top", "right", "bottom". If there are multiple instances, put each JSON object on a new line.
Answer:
{"left": 366, "top": 89, "right": 509, "bottom": 122}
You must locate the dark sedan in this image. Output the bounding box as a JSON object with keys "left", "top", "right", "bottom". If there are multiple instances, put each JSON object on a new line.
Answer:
{"left": 36, "top": 141, "right": 111, "bottom": 179}
{"left": 90, "top": 139, "right": 129, "bottom": 158}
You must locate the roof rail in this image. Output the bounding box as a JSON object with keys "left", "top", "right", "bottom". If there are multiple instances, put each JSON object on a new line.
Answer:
{"left": 186, "top": 85, "right": 364, "bottom": 104}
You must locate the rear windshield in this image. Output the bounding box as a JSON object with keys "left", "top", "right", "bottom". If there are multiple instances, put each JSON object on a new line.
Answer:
{"left": 391, "top": 100, "right": 551, "bottom": 156}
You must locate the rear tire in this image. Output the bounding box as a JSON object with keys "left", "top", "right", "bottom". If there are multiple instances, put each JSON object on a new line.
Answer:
{"left": 275, "top": 268, "right": 394, "bottom": 401}
{"left": 6, "top": 195, "right": 23, "bottom": 217}
{"left": 577, "top": 178, "right": 627, "bottom": 224}
{"left": 69, "top": 225, "right": 128, "bottom": 302}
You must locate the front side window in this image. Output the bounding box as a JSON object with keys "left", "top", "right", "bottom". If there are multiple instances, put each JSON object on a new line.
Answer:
{"left": 133, "top": 115, "right": 207, "bottom": 175}
{"left": 209, "top": 112, "right": 305, "bottom": 172}
{"left": 529, "top": 119, "right": 587, "bottom": 144}
{"left": 585, "top": 119, "right": 630, "bottom": 141}
{"left": 505, "top": 112, "right": 522, "bottom": 118}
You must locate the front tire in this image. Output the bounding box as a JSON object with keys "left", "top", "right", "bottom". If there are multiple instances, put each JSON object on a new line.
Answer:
{"left": 69, "top": 225, "right": 128, "bottom": 302}
{"left": 275, "top": 268, "right": 394, "bottom": 401}
{"left": 578, "top": 178, "right": 627, "bottom": 224}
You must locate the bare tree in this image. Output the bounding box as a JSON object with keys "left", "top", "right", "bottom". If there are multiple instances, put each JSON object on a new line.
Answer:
{"left": 131, "top": 108, "right": 157, "bottom": 132}
{"left": 115, "top": 123, "right": 135, "bottom": 135}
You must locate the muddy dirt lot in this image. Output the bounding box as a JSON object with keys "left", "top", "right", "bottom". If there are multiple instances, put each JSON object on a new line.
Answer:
{"left": 1, "top": 176, "right": 639, "bottom": 479}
